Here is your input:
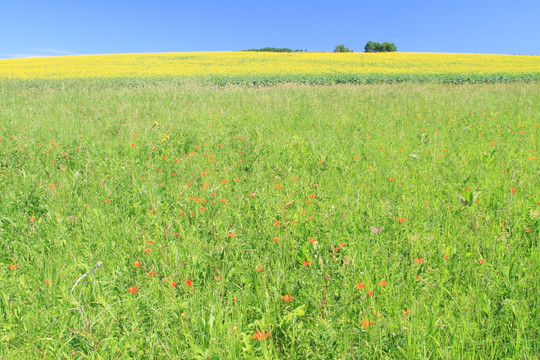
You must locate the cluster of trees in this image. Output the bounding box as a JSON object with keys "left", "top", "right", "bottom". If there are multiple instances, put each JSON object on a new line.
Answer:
{"left": 333, "top": 41, "right": 397, "bottom": 53}
{"left": 243, "top": 47, "right": 307, "bottom": 53}
{"left": 364, "top": 41, "right": 397, "bottom": 52}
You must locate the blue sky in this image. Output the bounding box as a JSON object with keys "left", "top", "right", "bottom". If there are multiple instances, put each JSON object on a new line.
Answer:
{"left": 1, "top": 0, "right": 539, "bottom": 58}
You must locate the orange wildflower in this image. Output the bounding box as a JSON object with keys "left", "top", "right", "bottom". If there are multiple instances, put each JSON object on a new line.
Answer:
{"left": 355, "top": 282, "right": 365, "bottom": 290}
{"left": 479, "top": 258, "right": 485, "bottom": 265}
{"left": 185, "top": 278, "right": 193, "bottom": 287}
{"left": 133, "top": 261, "right": 141, "bottom": 268}
{"left": 414, "top": 258, "right": 424, "bottom": 264}
{"left": 302, "top": 260, "right": 311, "bottom": 266}
{"left": 253, "top": 330, "right": 270, "bottom": 340}
{"left": 280, "top": 294, "right": 294, "bottom": 302}
{"left": 379, "top": 279, "right": 387, "bottom": 286}
{"left": 127, "top": 286, "right": 139, "bottom": 294}
{"left": 8, "top": 264, "right": 18, "bottom": 270}
{"left": 169, "top": 281, "right": 177, "bottom": 287}
{"left": 361, "top": 318, "right": 374, "bottom": 329}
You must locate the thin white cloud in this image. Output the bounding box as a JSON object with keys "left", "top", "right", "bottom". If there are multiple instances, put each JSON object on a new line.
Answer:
{"left": 31, "top": 48, "right": 80, "bottom": 55}
{"left": 0, "top": 48, "right": 81, "bottom": 59}
{"left": 0, "top": 53, "right": 50, "bottom": 59}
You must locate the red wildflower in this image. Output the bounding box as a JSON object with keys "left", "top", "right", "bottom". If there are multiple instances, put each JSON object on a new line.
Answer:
{"left": 443, "top": 254, "right": 449, "bottom": 260}
{"left": 302, "top": 260, "right": 311, "bottom": 266}
{"left": 143, "top": 249, "right": 151, "bottom": 254}
{"left": 414, "top": 258, "right": 424, "bottom": 264}
{"left": 133, "top": 261, "right": 141, "bottom": 268}
{"left": 127, "top": 286, "right": 139, "bottom": 294}
{"left": 403, "top": 309, "right": 411, "bottom": 316}
{"left": 185, "top": 278, "right": 193, "bottom": 287}
{"left": 368, "top": 290, "right": 373, "bottom": 297}
{"left": 379, "top": 279, "right": 387, "bottom": 286}
{"left": 147, "top": 271, "right": 156, "bottom": 277}
{"left": 355, "top": 282, "right": 365, "bottom": 290}
{"left": 479, "top": 258, "right": 485, "bottom": 265}
{"left": 8, "top": 264, "right": 18, "bottom": 270}
{"left": 256, "top": 266, "right": 264, "bottom": 272}
{"left": 105, "top": 199, "right": 111, "bottom": 203}
{"left": 169, "top": 281, "right": 177, "bottom": 287}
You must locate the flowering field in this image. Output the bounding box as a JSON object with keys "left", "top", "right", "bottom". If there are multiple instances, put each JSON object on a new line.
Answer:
{"left": 0, "top": 79, "right": 538, "bottom": 359}
{"left": 0, "top": 52, "right": 539, "bottom": 83}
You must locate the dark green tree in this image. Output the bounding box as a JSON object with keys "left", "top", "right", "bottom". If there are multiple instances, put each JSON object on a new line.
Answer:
{"left": 382, "top": 42, "right": 397, "bottom": 52}
{"left": 334, "top": 44, "right": 352, "bottom": 53}
{"left": 364, "top": 41, "right": 375, "bottom": 52}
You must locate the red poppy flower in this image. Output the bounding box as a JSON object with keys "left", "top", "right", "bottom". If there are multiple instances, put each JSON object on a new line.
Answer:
{"left": 185, "top": 278, "right": 193, "bottom": 287}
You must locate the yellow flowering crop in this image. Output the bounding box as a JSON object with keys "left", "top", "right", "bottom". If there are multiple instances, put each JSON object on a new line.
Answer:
{"left": 0, "top": 52, "right": 538, "bottom": 81}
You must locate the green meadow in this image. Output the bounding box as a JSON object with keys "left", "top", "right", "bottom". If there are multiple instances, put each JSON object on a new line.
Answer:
{"left": 0, "top": 80, "right": 539, "bottom": 359}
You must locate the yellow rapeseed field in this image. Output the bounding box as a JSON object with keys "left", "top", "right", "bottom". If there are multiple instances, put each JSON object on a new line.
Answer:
{"left": 0, "top": 51, "right": 538, "bottom": 80}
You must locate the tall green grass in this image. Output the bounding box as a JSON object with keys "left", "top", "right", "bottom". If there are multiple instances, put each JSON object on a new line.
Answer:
{"left": 0, "top": 80, "right": 538, "bottom": 359}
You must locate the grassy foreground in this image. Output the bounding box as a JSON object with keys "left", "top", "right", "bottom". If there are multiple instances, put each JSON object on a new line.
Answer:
{"left": 0, "top": 80, "right": 539, "bottom": 359}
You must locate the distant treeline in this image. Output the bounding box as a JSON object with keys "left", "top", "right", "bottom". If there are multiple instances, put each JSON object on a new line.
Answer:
{"left": 243, "top": 47, "right": 307, "bottom": 53}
